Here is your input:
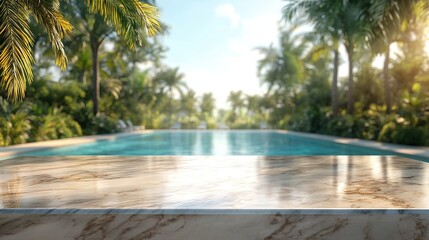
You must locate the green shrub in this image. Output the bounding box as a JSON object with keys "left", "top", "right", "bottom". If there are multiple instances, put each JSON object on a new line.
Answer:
{"left": 378, "top": 122, "right": 397, "bottom": 143}
{"left": 31, "top": 109, "right": 82, "bottom": 141}
{"left": 392, "top": 126, "right": 428, "bottom": 146}
{"left": 378, "top": 117, "right": 429, "bottom": 146}
{"left": 86, "top": 114, "right": 119, "bottom": 135}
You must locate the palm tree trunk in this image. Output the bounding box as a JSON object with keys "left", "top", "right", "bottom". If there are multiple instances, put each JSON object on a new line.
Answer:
{"left": 332, "top": 48, "right": 339, "bottom": 117}
{"left": 384, "top": 43, "right": 391, "bottom": 113}
{"left": 170, "top": 87, "right": 173, "bottom": 125}
{"left": 91, "top": 41, "right": 100, "bottom": 116}
{"left": 78, "top": 71, "right": 85, "bottom": 84}
{"left": 346, "top": 44, "right": 354, "bottom": 114}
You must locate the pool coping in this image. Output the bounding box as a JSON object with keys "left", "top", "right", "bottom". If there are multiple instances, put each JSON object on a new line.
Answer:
{"left": 1, "top": 208, "right": 429, "bottom": 215}
{"left": 1, "top": 129, "right": 429, "bottom": 160}
{"left": 0, "top": 130, "right": 152, "bottom": 159}
{"left": 277, "top": 130, "right": 429, "bottom": 160}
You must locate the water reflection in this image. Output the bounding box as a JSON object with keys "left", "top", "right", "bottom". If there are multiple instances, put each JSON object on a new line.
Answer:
{"left": 332, "top": 156, "right": 338, "bottom": 188}
{"left": 165, "top": 131, "right": 275, "bottom": 155}
{"left": 26, "top": 131, "right": 407, "bottom": 156}
{"left": 0, "top": 156, "right": 182, "bottom": 208}
{"left": 347, "top": 156, "right": 353, "bottom": 182}
{"left": 0, "top": 155, "right": 428, "bottom": 209}
{"left": 257, "top": 155, "right": 429, "bottom": 208}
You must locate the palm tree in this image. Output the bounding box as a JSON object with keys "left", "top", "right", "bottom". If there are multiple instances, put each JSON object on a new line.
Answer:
{"left": 154, "top": 67, "right": 187, "bottom": 120}
{"left": 284, "top": 0, "right": 372, "bottom": 115}
{"left": 0, "top": 0, "right": 161, "bottom": 106}
{"left": 180, "top": 89, "right": 197, "bottom": 116}
{"left": 227, "top": 91, "right": 245, "bottom": 116}
{"left": 284, "top": 0, "right": 342, "bottom": 116}
{"left": 339, "top": 1, "right": 372, "bottom": 114}
{"left": 256, "top": 26, "right": 306, "bottom": 94}
{"left": 368, "top": 0, "right": 428, "bottom": 113}
{"left": 256, "top": 44, "right": 282, "bottom": 94}
{"left": 245, "top": 95, "right": 260, "bottom": 115}
{"left": 200, "top": 93, "right": 216, "bottom": 117}
{"left": 62, "top": 0, "right": 162, "bottom": 115}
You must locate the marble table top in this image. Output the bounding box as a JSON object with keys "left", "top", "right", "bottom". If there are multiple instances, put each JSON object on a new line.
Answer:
{"left": 0, "top": 155, "right": 428, "bottom": 209}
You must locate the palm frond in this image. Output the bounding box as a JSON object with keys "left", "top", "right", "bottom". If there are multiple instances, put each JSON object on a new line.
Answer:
{"left": 85, "top": 0, "right": 161, "bottom": 49}
{"left": 25, "top": 0, "right": 73, "bottom": 70}
{"left": 0, "top": 0, "right": 34, "bottom": 101}
{"left": 282, "top": 0, "right": 319, "bottom": 21}
{"left": 134, "top": 1, "right": 162, "bottom": 36}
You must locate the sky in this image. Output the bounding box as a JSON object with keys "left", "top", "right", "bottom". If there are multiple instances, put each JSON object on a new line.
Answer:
{"left": 156, "top": 0, "right": 285, "bottom": 109}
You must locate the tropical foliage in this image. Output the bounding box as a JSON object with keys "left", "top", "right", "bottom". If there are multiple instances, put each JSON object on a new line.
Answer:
{"left": 0, "top": 0, "right": 215, "bottom": 146}
{"left": 225, "top": 0, "right": 429, "bottom": 146}
{"left": 0, "top": 0, "right": 161, "bottom": 102}
{"left": 1, "top": 0, "right": 429, "bottom": 148}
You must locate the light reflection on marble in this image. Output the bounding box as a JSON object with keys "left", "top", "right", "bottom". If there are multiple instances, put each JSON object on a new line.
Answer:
{"left": 0, "top": 155, "right": 428, "bottom": 209}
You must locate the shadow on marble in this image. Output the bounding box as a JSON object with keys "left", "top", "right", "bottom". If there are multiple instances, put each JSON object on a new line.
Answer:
{"left": 0, "top": 213, "right": 428, "bottom": 240}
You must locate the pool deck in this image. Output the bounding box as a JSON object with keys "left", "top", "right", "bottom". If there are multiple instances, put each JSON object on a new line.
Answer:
{"left": 0, "top": 130, "right": 151, "bottom": 159}
{"left": 0, "top": 155, "right": 428, "bottom": 239}
{"left": 279, "top": 130, "right": 429, "bottom": 160}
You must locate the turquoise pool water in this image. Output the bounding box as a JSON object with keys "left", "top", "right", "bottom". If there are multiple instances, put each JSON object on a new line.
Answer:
{"left": 25, "top": 130, "right": 394, "bottom": 156}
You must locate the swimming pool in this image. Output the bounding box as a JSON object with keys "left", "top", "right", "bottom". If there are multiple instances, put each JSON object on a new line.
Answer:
{"left": 25, "top": 130, "right": 394, "bottom": 156}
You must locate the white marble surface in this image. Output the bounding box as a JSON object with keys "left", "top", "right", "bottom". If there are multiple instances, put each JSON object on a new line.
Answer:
{"left": 1, "top": 212, "right": 428, "bottom": 240}
{"left": 1, "top": 155, "right": 429, "bottom": 239}
{"left": 0, "top": 155, "right": 428, "bottom": 209}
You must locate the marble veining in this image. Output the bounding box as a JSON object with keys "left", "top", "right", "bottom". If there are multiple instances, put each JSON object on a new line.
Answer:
{"left": 0, "top": 155, "right": 428, "bottom": 209}
{"left": 1, "top": 213, "right": 428, "bottom": 239}
{"left": 1, "top": 155, "right": 429, "bottom": 239}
